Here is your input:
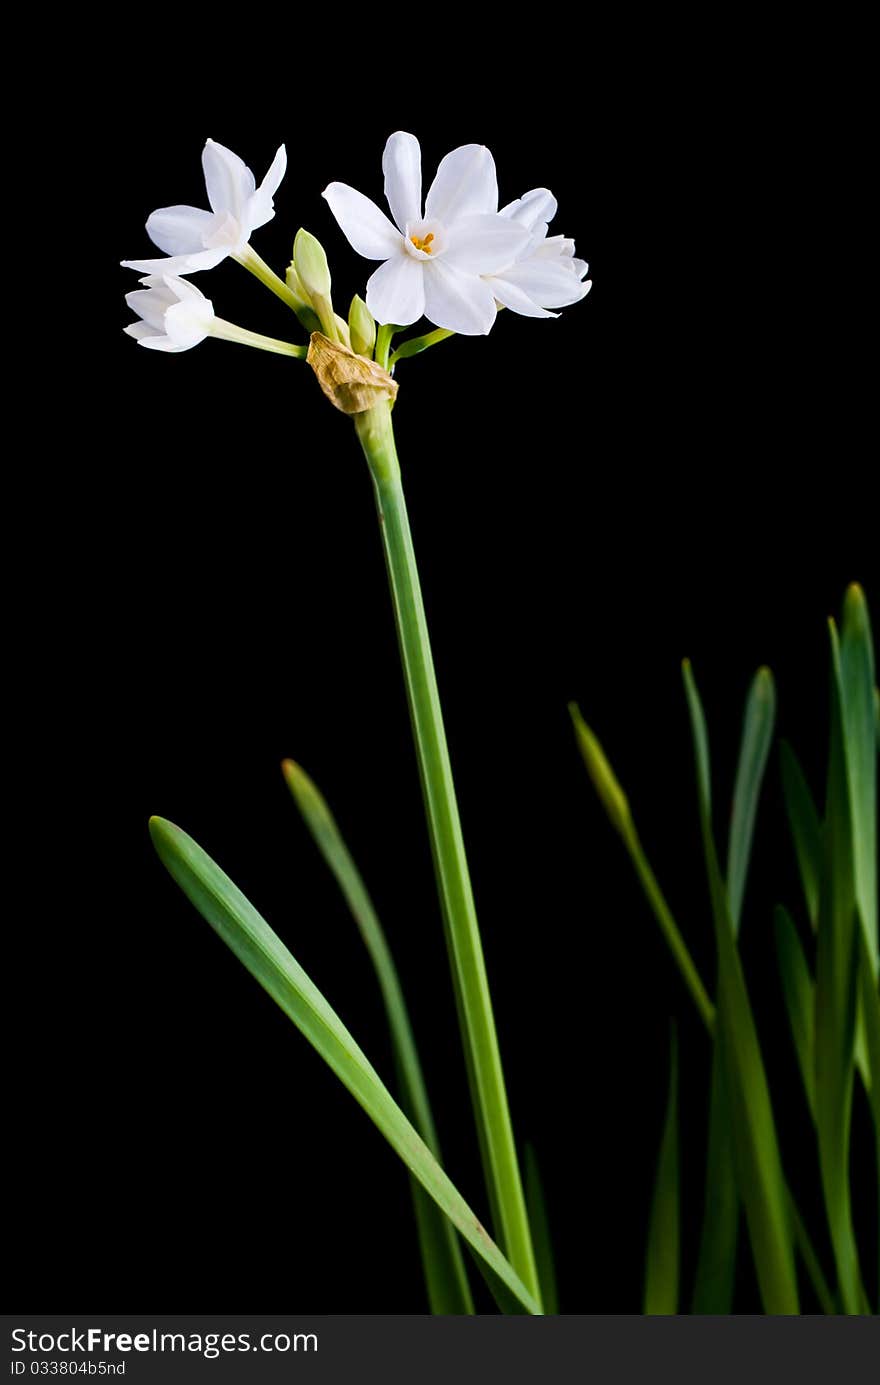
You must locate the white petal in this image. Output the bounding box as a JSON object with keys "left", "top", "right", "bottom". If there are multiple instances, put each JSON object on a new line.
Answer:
{"left": 425, "top": 144, "right": 498, "bottom": 222}
{"left": 572, "top": 258, "right": 590, "bottom": 280}
{"left": 383, "top": 131, "right": 422, "bottom": 233}
{"left": 487, "top": 276, "right": 556, "bottom": 319}
{"left": 443, "top": 214, "right": 530, "bottom": 275}
{"left": 203, "top": 211, "right": 245, "bottom": 250}
{"left": 531, "top": 234, "right": 574, "bottom": 260}
{"left": 124, "top": 321, "right": 162, "bottom": 340}
{"left": 499, "top": 188, "right": 558, "bottom": 230}
{"left": 120, "top": 247, "right": 229, "bottom": 275}
{"left": 164, "top": 300, "right": 213, "bottom": 348}
{"left": 163, "top": 274, "right": 208, "bottom": 305}
{"left": 202, "top": 139, "right": 256, "bottom": 219}
{"left": 247, "top": 144, "right": 287, "bottom": 232}
{"left": 366, "top": 254, "right": 425, "bottom": 327}
{"left": 422, "top": 261, "right": 498, "bottom": 335}
{"left": 138, "top": 335, "right": 187, "bottom": 352}
{"left": 125, "top": 285, "right": 174, "bottom": 331}
{"left": 498, "top": 258, "right": 592, "bottom": 308}
{"left": 322, "top": 182, "right": 401, "bottom": 259}
{"left": 146, "top": 205, "right": 216, "bottom": 256}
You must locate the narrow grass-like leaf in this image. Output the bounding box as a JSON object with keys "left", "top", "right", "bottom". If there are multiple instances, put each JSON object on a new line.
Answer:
{"left": 838, "top": 586, "right": 877, "bottom": 1257}
{"left": 780, "top": 742, "right": 823, "bottom": 931}
{"left": 838, "top": 584, "right": 877, "bottom": 979}
{"left": 692, "top": 1049, "right": 739, "bottom": 1313}
{"left": 569, "top": 704, "right": 715, "bottom": 1034}
{"left": 727, "top": 668, "right": 776, "bottom": 933}
{"left": 281, "top": 759, "right": 473, "bottom": 1315}
{"left": 644, "top": 1028, "right": 680, "bottom": 1315}
{"left": 814, "top": 621, "right": 863, "bottom": 1314}
{"left": 680, "top": 676, "right": 834, "bottom": 1312}
{"left": 860, "top": 932, "right": 880, "bottom": 1138}
{"left": 149, "top": 817, "right": 539, "bottom": 1315}
{"left": 787, "top": 1192, "right": 837, "bottom": 1314}
{"left": 681, "top": 661, "right": 712, "bottom": 817}
{"left": 858, "top": 929, "right": 880, "bottom": 1311}
{"left": 774, "top": 905, "right": 816, "bottom": 1123}
{"left": 709, "top": 840, "right": 801, "bottom": 1313}
{"left": 682, "top": 662, "right": 799, "bottom": 1314}
{"left": 681, "top": 661, "right": 741, "bottom": 1314}
{"left": 523, "top": 1145, "right": 559, "bottom": 1316}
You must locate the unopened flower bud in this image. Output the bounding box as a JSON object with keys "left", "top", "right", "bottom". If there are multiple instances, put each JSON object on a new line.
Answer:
{"left": 348, "top": 295, "right": 376, "bottom": 359}
{"left": 294, "top": 228, "right": 337, "bottom": 341}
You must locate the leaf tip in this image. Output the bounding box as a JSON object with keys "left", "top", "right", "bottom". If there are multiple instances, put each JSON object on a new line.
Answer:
{"left": 842, "top": 581, "right": 871, "bottom": 638}
{"left": 281, "top": 757, "right": 315, "bottom": 798}
{"left": 569, "top": 704, "right": 631, "bottom": 837}
{"left": 754, "top": 664, "right": 776, "bottom": 699}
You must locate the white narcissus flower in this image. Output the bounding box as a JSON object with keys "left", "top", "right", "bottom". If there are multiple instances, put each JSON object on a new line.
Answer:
{"left": 486, "top": 189, "right": 592, "bottom": 319}
{"left": 121, "top": 139, "right": 287, "bottom": 276}
{"left": 323, "top": 132, "right": 530, "bottom": 336}
{"left": 124, "top": 275, "right": 216, "bottom": 352}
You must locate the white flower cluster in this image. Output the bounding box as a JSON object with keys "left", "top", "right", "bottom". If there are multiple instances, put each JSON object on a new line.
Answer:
{"left": 122, "top": 134, "right": 590, "bottom": 350}
{"left": 325, "top": 131, "right": 590, "bottom": 335}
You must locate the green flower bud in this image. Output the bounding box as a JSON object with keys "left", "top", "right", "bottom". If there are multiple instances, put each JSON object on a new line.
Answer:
{"left": 294, "top": 228, "right": 332, "bottom": 302}
{"left": 293, "top": 228, "right": 337, "bottom": 340}
{"left": 348, "top": 295, "right": 376, "bottom": 359}
{"left": 285, "top": 261, "right": 309, "bottom": 305}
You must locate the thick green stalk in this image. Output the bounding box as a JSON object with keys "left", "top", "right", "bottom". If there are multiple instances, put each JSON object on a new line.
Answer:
{"left": 354, "top": 400, "right": 541, "bottom": 1306}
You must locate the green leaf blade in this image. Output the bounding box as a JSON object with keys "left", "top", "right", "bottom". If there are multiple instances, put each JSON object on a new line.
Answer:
{"left": 569, "top": 703, "right": 715, "bottom": 1034}
{"left": 280, "top": 758, "right": 473, "bottom": 1315}
{"left": 523, "top": 1146, "right": 559, "bottom": 1316}
{"left": 644, "top": 1028, "right": 680, "bottom": 1315}
{"left": 814, "top": 622, "right": 865, "bottom": 1313}
{"left": 774, "top": 904, "right": 817, "bottom": 1123}
{"left": 727, "top": 668, "right": 776, "bottom": 933}
{"left": 780, "top": 741, "right": 823, "bottom": 932}
{"left": 692, "top": 1047, "right": 739, "bottom": 1313}
{"left": 682, "top": 664, "right": 799, "bottom": 1314}
{"left": 149, "top": 816, "right": 539, "bottom": 1315}
{"left": 838, "top": 584, "right": 877, "bottom": 978}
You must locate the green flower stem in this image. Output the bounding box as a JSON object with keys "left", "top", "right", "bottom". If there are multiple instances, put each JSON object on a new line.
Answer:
{"left": 354, "top": 400, "right": 541, "bottom": 1307}
{"left": 234, "top": 245, "right": 317, "bottom": 329}
{"left": 211, "top": 319, "right": 307, "bottom": 358}
{"left": 375, "top": 324, "right": 395, "bottom": 370}
{"left": 390, "top": 329, "right": 455, "bottom": 366}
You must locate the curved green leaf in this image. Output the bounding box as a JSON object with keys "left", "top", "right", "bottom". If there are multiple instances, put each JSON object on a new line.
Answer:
{"left": 692, "top": 1049, "right": 739, "bottom": 1313}
{"left": 838, "top": 585, "right": 877, "bottom": 978}
{"left": 727, "top": 668, "right": 776, "bottom": 933}
{"left": 815, "top": 622, "right": 866, "bottom": 1313}
{"left": 149, "top": 816, "right": 539, "bottom": 1315}
{"left": 774, "top": 905, "right": 816, "bottom": 1122}
{"left": 569, "top": 703, "right": 715, "bottom": 1034}
{"left": 682, "top": 663, "right": 799, "bottom": 1314}
{"left": 523, "top": 1145, "right": 559, "bottom": 1316}
{"left": 644, "top": 1028, "right": 680, "bottom": 1314}
{"left": 780, "top": 742, "right": 822, "bottom": 932}
{"left": 281, "top": 758, "right": 473, "bottom": 1315}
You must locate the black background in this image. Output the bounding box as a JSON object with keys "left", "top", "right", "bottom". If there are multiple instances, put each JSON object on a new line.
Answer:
{"left": 11, "top": 24, "right": 876, "bottom": 1313}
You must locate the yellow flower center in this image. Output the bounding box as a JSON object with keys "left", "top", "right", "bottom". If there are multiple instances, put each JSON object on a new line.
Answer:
{"left": 410, "top": 232, "right": 435, "bottom": 254}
